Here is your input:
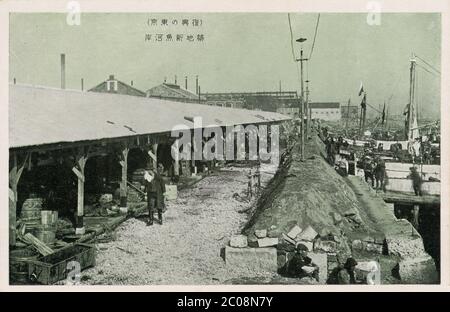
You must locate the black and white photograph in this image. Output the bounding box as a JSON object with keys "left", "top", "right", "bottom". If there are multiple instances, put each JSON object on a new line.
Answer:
{"left": 2, "top": 0, "right": 449, "bottom": 290}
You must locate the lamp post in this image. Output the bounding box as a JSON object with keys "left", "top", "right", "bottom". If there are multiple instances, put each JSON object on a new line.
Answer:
{"left": 296, "top": 37, "right": 308, "bottom": 161}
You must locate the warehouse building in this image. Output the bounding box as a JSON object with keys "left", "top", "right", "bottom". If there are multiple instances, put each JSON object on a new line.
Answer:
{"left": 310, "top": 102, "right": 341, "bottom": 121}
{"left": 9, "top": 84, "right": 289, "bottom": 246}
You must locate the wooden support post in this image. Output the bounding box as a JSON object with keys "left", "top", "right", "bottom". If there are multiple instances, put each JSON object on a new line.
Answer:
{"left": 119, "top": 147, "right": 130, "bottom": 211}
{"left": 191, "top": 136, "right": 197, "bottom": 175}
{"left": 412, "top": 204, "right": 420, "bottom": 229}
{"left": 9, "top": 152, "right": 29, "bottom": 246}
{"left": 147, "top": 143, "right": 157, "bottom": 170}
{"left": 172, "top": 140, "right": 180, "bottom": 177}
{"left": 72, "top": 152, "right": 87, "bottom": 235}
{"left": 152, "top": 143, "right": 158, "bottom": 169}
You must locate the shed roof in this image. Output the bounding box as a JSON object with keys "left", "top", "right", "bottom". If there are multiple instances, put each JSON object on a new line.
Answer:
{"left": 9, "top": 84, "right": 290, "bottom": 149}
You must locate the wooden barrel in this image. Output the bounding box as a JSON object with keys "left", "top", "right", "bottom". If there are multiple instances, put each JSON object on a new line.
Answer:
{"left": 10, "top": 247, "right": 38, "bottom": 284}
{"left": 21, "top": 198, "right": 43, "bottom": 220}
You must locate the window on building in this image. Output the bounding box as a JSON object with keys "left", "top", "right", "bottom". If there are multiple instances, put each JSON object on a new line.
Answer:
{"left": 106, "top": 80, "right": 118, "bottom": 92}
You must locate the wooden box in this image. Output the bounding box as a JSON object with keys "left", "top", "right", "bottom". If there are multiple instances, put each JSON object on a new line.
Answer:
{"left": 28, "top": 243, "right": 96, "bottom": 285}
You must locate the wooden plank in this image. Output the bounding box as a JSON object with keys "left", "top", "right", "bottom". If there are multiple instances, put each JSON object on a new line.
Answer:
{"left": 381, "top": 191, "right": 440, "bottom": 205}
{"left": 9, "top": 152, "right": 30, "bottom": 246}
{"left": 385, "top": 178, "right": 440, "bottom": 196}
{"left": 23, "top": 233, "right": 54, "bottom": 256}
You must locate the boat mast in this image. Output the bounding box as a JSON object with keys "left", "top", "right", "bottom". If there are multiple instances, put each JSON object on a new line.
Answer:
{"left": 407, "top": 53, "right": 416, "bottom": 140}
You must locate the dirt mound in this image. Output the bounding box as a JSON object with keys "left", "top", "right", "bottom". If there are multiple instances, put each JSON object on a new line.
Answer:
{"left": 243, "top": 136, "right": 368, "bottom": 238}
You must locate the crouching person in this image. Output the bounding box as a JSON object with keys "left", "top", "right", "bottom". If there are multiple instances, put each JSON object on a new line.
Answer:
{"left": 144, "top": 164, "right": 166, "bottom": 226}
{"left": 327, "top": 257, "right": 358, "bottom": 284}
{"left": 287, "top": 244, "right": 320, "bottom": 282}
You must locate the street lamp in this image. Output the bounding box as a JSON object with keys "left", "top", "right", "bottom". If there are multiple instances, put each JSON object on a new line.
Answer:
{"left": 295, "top": 37, "right": 308, "bottom": 161}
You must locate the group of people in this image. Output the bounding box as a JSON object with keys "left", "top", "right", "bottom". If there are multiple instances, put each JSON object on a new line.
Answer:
{"left": 287, "top": 244, "right": 359, "bottom": 284}
{"left": 323, "top": 134, "right": 349, "bottom": 167}
{"left": 362, "top": 156, "right": 387, "bottom": 191}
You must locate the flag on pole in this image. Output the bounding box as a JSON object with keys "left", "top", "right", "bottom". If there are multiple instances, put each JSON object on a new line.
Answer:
{"left": 358, "top": 82, "right": 364, "bottom": 96}
{"left": 381, "top": 102, "right": 386, "bottom": 125}
{"left": 360, "top": 94, "right": 366, "bottom": 109}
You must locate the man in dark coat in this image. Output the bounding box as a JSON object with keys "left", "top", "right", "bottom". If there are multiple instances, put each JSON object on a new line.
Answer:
{"left": 145, "top": 164, "right": 166, "bottom": 225}
{"left": 363, "top": 157, "right": 374, "bottom": 187}
{"left": 374, "top": 158, "right": 386, "bottom": 191}
{"left": 287, "top": 244, "right": 319, "bottom": 282}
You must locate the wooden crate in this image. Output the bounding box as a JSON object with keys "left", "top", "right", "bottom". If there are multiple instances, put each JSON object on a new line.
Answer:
{"left": 28, "top": 243, "right": 96, "bottom": 285}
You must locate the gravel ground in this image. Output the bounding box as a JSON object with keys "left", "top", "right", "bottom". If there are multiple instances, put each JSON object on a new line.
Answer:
{"left": 81, "top": 164, "right": 277, "bottom": 285}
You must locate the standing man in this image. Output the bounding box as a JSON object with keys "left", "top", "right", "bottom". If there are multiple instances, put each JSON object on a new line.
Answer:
{"left": 374, "top": 158, "right": 386, "bottom": 191}
{"left": 247, "top": 169, "right": 253, "bottom": 198}
{"left": 363, "top": 156, "right": 374, "bottom": 187}
{"left": 408, "top": 166, "right": 423, "bottom": 196}
{"left": 145, "top": 164, "right": 166, "bottom": 226}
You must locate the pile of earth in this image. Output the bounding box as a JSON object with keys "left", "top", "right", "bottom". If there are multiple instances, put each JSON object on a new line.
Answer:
{"left": 243, "top": 134, "right": 380, "bottom": 245}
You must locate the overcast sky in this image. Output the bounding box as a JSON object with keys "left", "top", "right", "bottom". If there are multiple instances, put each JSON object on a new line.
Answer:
{"left": 10, "top": 13, "right": 441, "bottom": 118}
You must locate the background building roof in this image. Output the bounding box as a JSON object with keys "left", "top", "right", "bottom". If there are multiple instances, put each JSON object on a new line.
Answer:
{"left": 310, "top": 102, "right": 340, "bottom": 109}
{"left": 146, "top": 83, "right": 205, "bottom": 101}
{"left": 88, "top": 75, "right": 146, "bottom": 97}
{"left": 9, "top": 84, "right": 290, "bottom": 149}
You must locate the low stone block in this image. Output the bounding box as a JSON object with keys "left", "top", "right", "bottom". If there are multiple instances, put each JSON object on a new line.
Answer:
{"left": 362, "top": 236, "right": 375, "bottom": 243}
{"left": 385, "top": 235, "right": 426, "bottom": 259}
{"left": 314, "top": 240, "right": 338, "bottom": 253}
{"left": 225, "top": 246, "right": 278, "bottom": 273}
{"left": 258, "top": 237, "right": 279, "bottom": 248}
{"left": 287, "top": 225, "right": 302, "bottom": 239}
{"left": 351, "top": 239, "right": 363, "bottom": 251}
{"left": 365, "top": 243, "right": 383, "bottom": 254}
{"left": 308, "top": 252, "right": 328, "bottom": 284}
{"left": 229, "top": 234, "right": 248, "bottom": 248}
{"left": 297, "top": 225, "right": 318, "bottom": 242}
{"left": 267, "top": 229, "right": 282, "bottom": 238}
{"left": 255, "top": 229, "right": 267, "bottom": 239}
{"left": 281, "top": 233, "right": 296, "bottom": 245}
{"left": 399, "top": 256, "right": 439, "bottom": 284}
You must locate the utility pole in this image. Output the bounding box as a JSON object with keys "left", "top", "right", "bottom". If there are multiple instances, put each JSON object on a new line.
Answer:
{"left": 361, "top": 94, "right": 367, "bottom": 138}
{"left": 295, "top": 38, "right": 308, "bottom": 161}
{"left": 305, "top": 79, "right": 311, "bottom": 138}
{"left": 345, "top": 98, "right": 350, "bottom": 133}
